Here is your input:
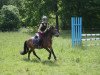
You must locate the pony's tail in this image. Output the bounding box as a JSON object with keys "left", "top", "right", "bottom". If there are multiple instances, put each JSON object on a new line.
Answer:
{"left": 20, "top": 41, "right": 29, "bottom": 55}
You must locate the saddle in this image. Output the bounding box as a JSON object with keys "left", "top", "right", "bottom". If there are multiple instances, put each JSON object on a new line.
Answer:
{"left": 33, "top": 32, "right": 44, "bottom": 48}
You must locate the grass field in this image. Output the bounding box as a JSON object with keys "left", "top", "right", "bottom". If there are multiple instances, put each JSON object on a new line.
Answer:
{"left": 0, "top": 30, "right": 100, "bottom": 75}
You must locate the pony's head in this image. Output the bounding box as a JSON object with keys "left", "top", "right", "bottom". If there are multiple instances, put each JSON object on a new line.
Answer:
{"left": 48, "top": 26, "right": 59, "bottom": 37}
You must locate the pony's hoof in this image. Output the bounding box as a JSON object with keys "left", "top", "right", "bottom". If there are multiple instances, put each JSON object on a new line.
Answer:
{"left": 38, "top": 58, "right": 41, "bottom": 61}
{"left": 48, "top": 57, "right": 51, "bottom": 60}
{"left": 54, "top": 57, "right": 57, "bottom": 61}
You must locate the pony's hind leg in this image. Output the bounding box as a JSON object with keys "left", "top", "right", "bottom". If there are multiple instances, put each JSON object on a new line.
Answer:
{"left": 45, "top": 48, "right": 51, "bottom": 60}
{"left": 33, "top": 50, "right": 41, "bottom": 60}
{"left": 28, "top": 50, "right": 32, "bottom": 60}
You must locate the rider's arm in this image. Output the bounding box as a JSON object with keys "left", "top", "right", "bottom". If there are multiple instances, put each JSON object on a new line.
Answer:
{"left": 38, "top": 24, "right": 42, "bottom": 32}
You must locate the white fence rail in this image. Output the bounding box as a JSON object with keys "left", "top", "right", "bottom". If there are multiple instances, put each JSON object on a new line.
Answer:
{"left": 82, "top": 34, "right": 100, "bottom": 36}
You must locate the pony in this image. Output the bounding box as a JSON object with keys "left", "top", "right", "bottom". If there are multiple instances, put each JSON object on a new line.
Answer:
{"left": 20, "top": 26, "right": 59, "bottom": 60}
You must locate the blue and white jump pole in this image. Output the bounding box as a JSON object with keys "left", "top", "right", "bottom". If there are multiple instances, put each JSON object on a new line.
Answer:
{"left": 71, "top": 17, "right": 82, "bottom": 47}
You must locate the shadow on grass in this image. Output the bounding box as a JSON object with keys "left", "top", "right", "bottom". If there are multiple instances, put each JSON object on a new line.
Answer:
{"left": 22, "top": 58, "right": 30, "bottom": 62}
{"left": 23, "top": 58, "right": 40, "bottom": 63}
{"left": 41, "top": 60, "right": 59, "bottom": 67}
{"left": 23, "top": 58, "right": 59, "bottom": 67}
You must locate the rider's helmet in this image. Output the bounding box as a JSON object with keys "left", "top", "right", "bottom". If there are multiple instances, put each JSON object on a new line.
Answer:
{"left": 41, "top": 15, "right": 48, "bottom": 23}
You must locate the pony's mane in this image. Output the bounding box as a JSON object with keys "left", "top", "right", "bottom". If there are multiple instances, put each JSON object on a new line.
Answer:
{"left": 44, "top": 26, "right": 54, "bottom": 36}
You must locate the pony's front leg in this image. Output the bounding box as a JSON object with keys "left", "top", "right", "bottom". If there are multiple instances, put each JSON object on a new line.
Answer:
{"left": 45, "top": 48, "right": 51, "bottom": 60}
{"left": 50, "top": 47, "right": 57, "bottom": 60}
{"left": 33, "top": 50, "right": 41, "bottom": 60}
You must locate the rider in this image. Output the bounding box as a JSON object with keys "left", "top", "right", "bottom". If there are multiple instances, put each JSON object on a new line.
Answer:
{"left": 35, "top": 15, "right": 48, "bottom": 48}
{"left": 38, "top": 15, "right": 48, "bottom": 32}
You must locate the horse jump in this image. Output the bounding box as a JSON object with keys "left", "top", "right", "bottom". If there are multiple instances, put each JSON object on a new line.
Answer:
{"left": 71, "top": 17, "right": 100, "bottom": 47}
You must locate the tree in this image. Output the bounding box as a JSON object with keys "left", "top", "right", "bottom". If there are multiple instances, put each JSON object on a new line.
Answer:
{"left": 60, "top": 0, "right": 100, "bottom": 31}
{"left": 0, "top": 0, "right": 8, "bottom": 9}
{"left": 1, "top": 0, "right": 99, "bottom": 31}
{"left": 54, "top": 0, "right": 59, "bottom": 32}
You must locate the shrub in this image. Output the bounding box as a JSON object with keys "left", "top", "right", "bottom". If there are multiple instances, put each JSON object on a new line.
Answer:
{"left": 0, "top": 5, "right": 21, "bottom": 31}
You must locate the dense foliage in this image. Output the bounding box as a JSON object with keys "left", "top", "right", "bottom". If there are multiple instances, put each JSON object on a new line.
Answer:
{"left": 0, "top": 5, "right": 20, "bottom": 31}
{"left": 0, "top": 0, "right": 100, "bottom": 31}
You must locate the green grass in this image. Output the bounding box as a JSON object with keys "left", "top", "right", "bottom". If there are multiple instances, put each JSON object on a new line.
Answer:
{"left": 0, "top": 30, "right": 100, "bottom": 75}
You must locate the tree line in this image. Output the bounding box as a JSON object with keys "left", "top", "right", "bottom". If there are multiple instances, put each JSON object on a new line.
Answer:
{"left": 0, "top": 0, "right": 100, "bottom": 31}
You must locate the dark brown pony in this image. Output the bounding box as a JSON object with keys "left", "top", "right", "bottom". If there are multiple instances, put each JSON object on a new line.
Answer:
{"left": 20, "top": 26, "right": 59, "bottom": 60}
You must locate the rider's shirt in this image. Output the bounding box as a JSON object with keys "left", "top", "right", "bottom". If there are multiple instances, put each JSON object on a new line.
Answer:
{"left": 38, "top": 23, "right": 47, "bottom": 32}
